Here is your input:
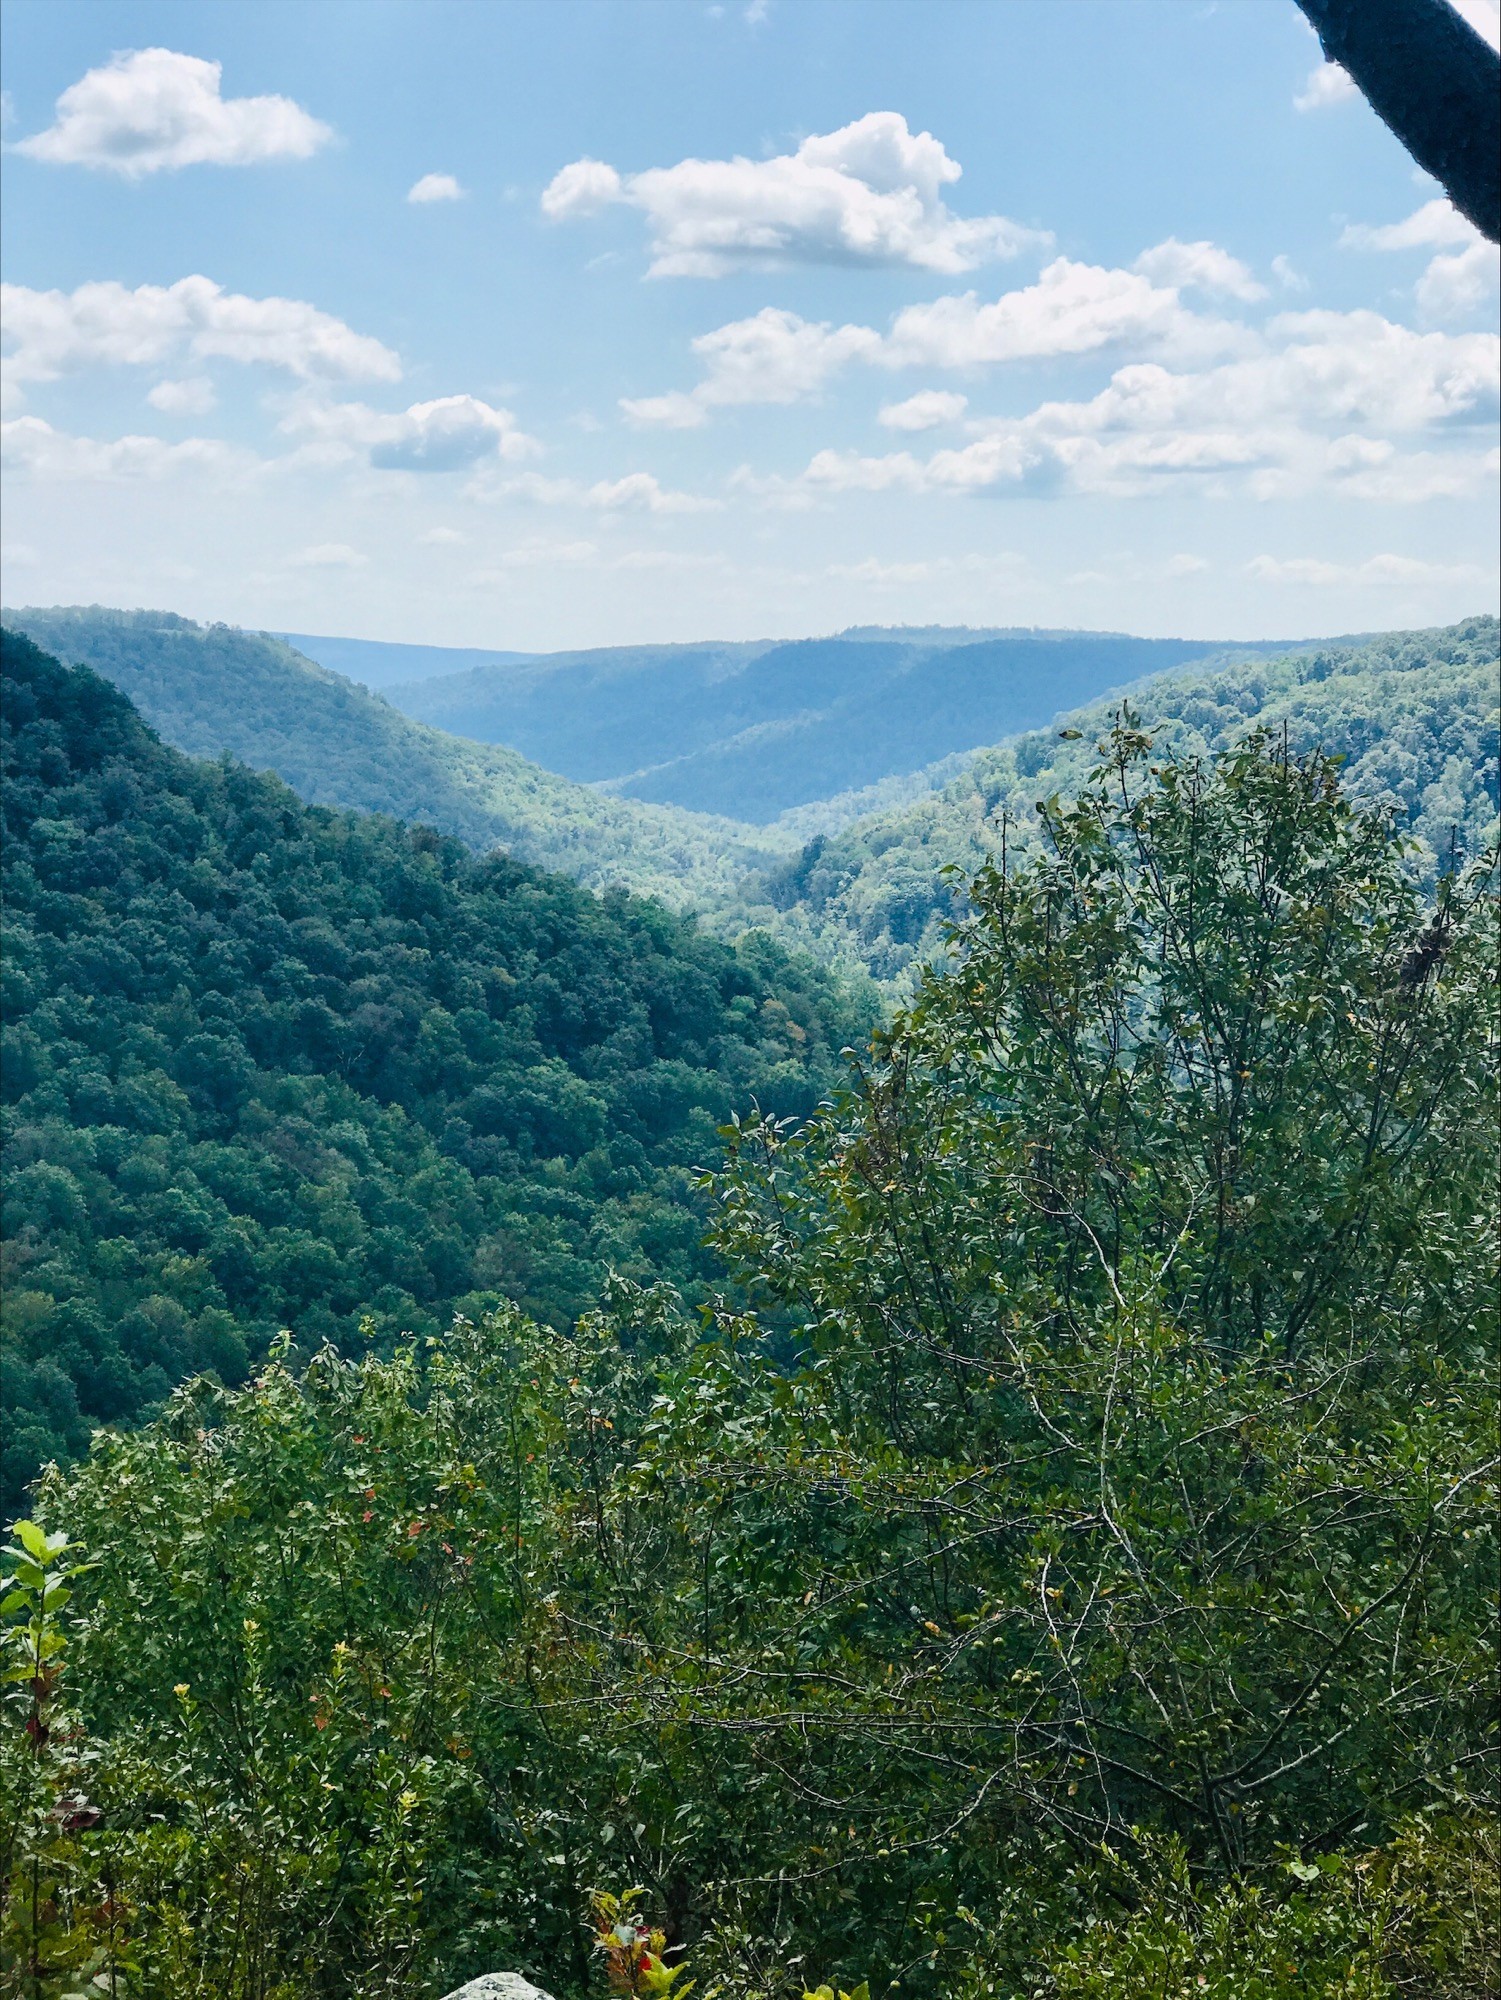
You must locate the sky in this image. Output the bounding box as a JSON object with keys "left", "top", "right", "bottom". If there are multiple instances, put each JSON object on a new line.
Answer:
{"left": 2, "top": 0, "right": 1498, "bottom": 651}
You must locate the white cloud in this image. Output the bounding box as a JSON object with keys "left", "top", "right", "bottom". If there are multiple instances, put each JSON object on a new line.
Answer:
{"left": 407, "top": 172, "right": 465, "bottom": 204}
{"left": 1340, "top": 199, "right": 1478, "bottom": 251}
{"left": 1134, "top": 238, "right": 1266, "bottom": 301}
{"left": 622, "top": 307, "right": 880, "bottom": 425}
{"left": 1416, "top": 241, "right": 1501, "bottom": 320}
{"left": 147, "top": 374, "right": 217, "bottom": 415}
{"left": 1294, "top": 62, "right": 1358, "bottom": 112}
{"left": 1271, "top": 255, "right": 1308, "bottom": 293}
{"left": 880, "top": 257, "right": 1241, "bottom": 370}
{"left": 293, "top": 542, "right": 367, "bottom": 568}
{"left": 542, "top": 111, "right": 1049, "bottom": 277}
{"left": 878, "top": 389, "right": 969, "bottom": 431}
{"left": 586, "top": 471, "right": 717, "bottom": 512}
{"left": 618, "top": 390, "right": 710, "bottom": 430}
{"left": 377, "top": 396, "right": 536, "bottom": 470}
{"left": 1338, "top": 200, "right": 1497, "bottom": 323}
{"left": 417, "top": 525, "right": 467, "bottom": 545}
{"left": 473, "top": 468, "right": 720, "bottom": 513}
{"left": 542, "top": 157, "right": 622, "bottom": 217}
{"left": 15, "top": 48, "right": 330, "bottom": 176}
{"left": 627, "top": 257, "right": 1246, "bottom": 426}
{"left": 277, "top": 392, "right": 539, "bottom": 471}
{"left": 2, "top": 276, "right": 401, "bottom": 386}
{"left": 1246, "top": 552, "right": 1480, "bottom": 586}
{"left": 1, "top": 541, "right": 41, "bottom": 568}
{"left": 1, "top": 414, "right": 243, "bottom": 481}
{"left": 764, "top": 311, "right": 1499, "bottom": 506}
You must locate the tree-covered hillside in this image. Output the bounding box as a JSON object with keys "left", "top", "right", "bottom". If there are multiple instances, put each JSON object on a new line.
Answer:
{"left": 0, "top": 627, "right": 870, "bottom": 1514}
{"left": 384, "top": 628, "right": 1257, "bottom": 819}
{"left": 748, "top": 616, "right": 1500, "bottom": 981}
{"left": 7, "top": 729, "right": 1494, "bottom": 1995}
{"left": 0, "top": 607, "right": 779, "bottom": 908}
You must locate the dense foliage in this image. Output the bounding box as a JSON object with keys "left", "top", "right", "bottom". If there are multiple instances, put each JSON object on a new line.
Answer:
{"left": 0, "top": 627, "right": 870, "bottom": 1513}
{"left": 4, "top": 728, "right": 1494, "bottom": 1996}
{"left": 1, "top": 608, "right": 775, "bottom": 909}
{"left": 753, "top": 616, "right": 1500, "bottom": 980}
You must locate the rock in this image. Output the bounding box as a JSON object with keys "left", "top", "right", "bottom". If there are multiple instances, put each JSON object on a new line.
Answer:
{"left": 439, "top": 1979, "right": 558, "bottom": 2000}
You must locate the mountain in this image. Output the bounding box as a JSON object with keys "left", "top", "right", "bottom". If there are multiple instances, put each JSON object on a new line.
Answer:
{"left": 741, "top": 616, "right": 1500, "bottom": 982}
{"left": 381, "top": 628, "right": 1285, "bottom": 821}
{"left": 272, "top": 631, "right": 539, "bottom": 690}
{"left": 1, "top": 608, "right": 783, "bottom": 907}
{"left": 0, "top": 625, "right": 871, "bottom": 1512}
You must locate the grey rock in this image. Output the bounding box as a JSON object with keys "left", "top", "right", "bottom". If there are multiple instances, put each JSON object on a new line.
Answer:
{"left": 439, "top": 1979, "right": 558, "bottom": 2000}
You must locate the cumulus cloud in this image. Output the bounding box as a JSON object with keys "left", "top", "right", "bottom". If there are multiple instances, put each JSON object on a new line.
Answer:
{"left": 147, "top": 374, "right": 217, "bottom": 414}
{"left": 1133, "top": 238, "right": 1266, "bottom": 301}
{"left": 417, "top": 525, "right": 467, "bottom": 545}
{"left": 1338, "top": 199, "right": 1498, "bottom": 324}
{"left": 1294, "top": 62, "right": 1358, "bottom": 112}
{"left": 879, "top": 257, "right": 1242, "bottom": 370}
{"left": 472, "top": 467, "right": 720, "bottom": 513}
{"left": 542, "top": 111, "right": 1049, "bottom": 277}
{"left": 407, "top": 172, "right": 464, "bottom": 203}
{"left": 622, "top": 307, "right": 879, "bottom": 425}
{"left": 1, "top": 413, "right": 243, "bottom": 480}
{"left": 626, "top": 257, "right": 1246, "bottom": 426}
{"left": 1, "top": 276, "right": 401, "bottom": 386}
{"left": 584, "top": 471, "right": 717, "bottom": 512}
{"left": 878, "top": 389, "right": 969, "bottom": 431}
{"left": 277, "top": 392, "right": 539, "bottom": 471}
{"left": 1340, "top": 199, "right": 1477, "bottom": 252}
{"left": 1416, "top": 241, "right": 1501, "bottom": 320}
{"left": 1271, "top": 255, "right": 1308, "bottom": 292}
{"left": 759, "top": 311, "right": 1499, "bottom": 506}
{"left": 15, "top": 48, "right": 330, "bottom": 176}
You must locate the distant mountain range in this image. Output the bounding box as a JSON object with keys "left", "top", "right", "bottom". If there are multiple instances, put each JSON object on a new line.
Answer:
{"left": 272, "top": 632, "right": 540, "bottom": 691}
{"left": 364, "top": 628, "right": 1291, "bottom": 821}
{"left": 7, "top": 605, "right": 1493, "bottom": 991}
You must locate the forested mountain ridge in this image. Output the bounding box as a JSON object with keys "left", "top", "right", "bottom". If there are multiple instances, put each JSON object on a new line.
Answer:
{"left": 0, "top": 626, "right": 871, "bottom": 1513}
{"left": 383, "top": 626, "right": 1273, "bottom": 820}
{"left": 746, "top": 615, "right": 1501, "bottom": 981}
{"left": 0, "top": 606, "right": 781, "bottom": 908}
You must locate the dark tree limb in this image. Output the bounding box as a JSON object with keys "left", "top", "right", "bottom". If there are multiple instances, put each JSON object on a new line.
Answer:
{"left": 1295, "top": 0, "right": 1500, "bottom": 242}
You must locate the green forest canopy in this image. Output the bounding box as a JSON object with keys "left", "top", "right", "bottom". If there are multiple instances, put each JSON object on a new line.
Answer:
{"left": 0, "top": 626, "right": 871, "bottom": 1515}
{"left": 749, "top": 614, "right": 1500, "bottom": 981}
{"left": 6, "top": 724, "right": 1494, "bottom": 1996}
{"left": 1, "top": 606, "right": 781, "bottom": 911}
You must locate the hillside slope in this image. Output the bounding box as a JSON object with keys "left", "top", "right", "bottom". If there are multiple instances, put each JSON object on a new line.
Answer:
{"left": 385, "top": 628, "right": 1272, "bottom": 819}
{"left": 743, "top": 617, "right": 1500, "bottom": 982}
{"left": 1, "top": 608, "right": 780, "bottom": 905}
{"left": 0, "top": 626, "right": 871, "bottom": 1511}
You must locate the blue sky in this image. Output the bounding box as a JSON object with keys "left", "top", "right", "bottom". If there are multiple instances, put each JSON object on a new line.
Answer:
{"left": 2, "top": 0, "right": 1497, "bottom": 649}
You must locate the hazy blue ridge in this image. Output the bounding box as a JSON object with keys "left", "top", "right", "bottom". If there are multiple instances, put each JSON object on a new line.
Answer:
{"left": 380, "top": 629, "right": 1286, "bottom": 817}
{"left": 271, "top": 632, "right": 541, "bottom": 690}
